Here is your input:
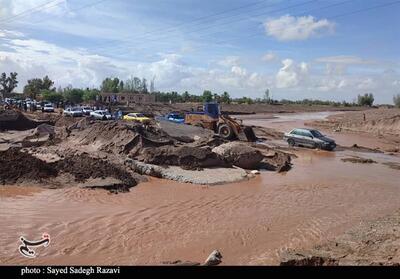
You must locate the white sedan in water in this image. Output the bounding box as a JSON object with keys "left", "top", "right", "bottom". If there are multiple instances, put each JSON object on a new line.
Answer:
{"left": 90, "top": 110, "right": 112, "bottom": 120}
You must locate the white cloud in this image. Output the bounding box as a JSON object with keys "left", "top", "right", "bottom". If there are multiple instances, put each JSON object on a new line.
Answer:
{"left": 231, "top": 65, "right": 247, "bottom": 77}
{"left": 218, "top": 56, "right": 240, "bottom": 67}
{"left": 0, "top": 29, "right": 24, "bottom": 38}
{"left": 276, "top": 59, "right": 308, "bottom": 88}
{"left": 0, "top": 0, "right": 68, "bottom": 18}
{"left": 357, "top": 78, "right": 376, "bottom": 90}
{"left": 262, "top": 52, "right": 278, "bottom": 62}
{"left": 315, "top": 55, "right": 374, "bottom": 65}
{"left": 264, "top": 15, "right": 335, "bottom": 41}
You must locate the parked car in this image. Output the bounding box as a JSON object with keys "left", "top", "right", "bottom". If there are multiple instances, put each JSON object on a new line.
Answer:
{"left": 165, "top": 112, "right": 185, "bottom": 124}
{"left": 63, "top": 107, "right": 83, "bottom": 117}
{"left": 90, "top": 110, "right": 112, "bottom": 120}
{"left": 283, "top": 128, "right": 336, "bottom": 151}
{"left": 82, "top": 106, "right": 94, "bottom": 116}
{"left": 43, "top": 103, "right": 55, "bottom": 112}
{"left": 123, "top": 113, "right": 151, "bottom": 123}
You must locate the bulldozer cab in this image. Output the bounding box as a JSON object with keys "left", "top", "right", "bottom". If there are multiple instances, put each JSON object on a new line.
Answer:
{"left": 203, "top": 102, "right": 220, "bottom": 119}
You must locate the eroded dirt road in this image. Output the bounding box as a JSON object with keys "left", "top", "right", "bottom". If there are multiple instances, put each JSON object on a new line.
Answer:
{"left": 1, "top": 112, "right": 400, "bottom": 265}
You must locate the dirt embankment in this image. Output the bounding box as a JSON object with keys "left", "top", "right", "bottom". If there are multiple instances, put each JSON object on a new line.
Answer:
{"left": 111, "top": 102, "right": 362, "bottom": 117}
{"left": 309, "top": 108, "right": 400, "bottom": 137}
{"left": 0, "top": 148, "right": 138, "bottom": 192}
{"left": 0, "top": 110, "right": 52, "bottom": 131}
{"left": 280, "top": 210, "right": 400, "bottom": 266}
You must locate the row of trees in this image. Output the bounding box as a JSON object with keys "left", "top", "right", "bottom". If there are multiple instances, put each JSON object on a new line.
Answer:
{"left": 100, "top": 77, "right": 150, "bottom": 93}
{"left": 2, "top": 72, "right": 400, "bottom": 107}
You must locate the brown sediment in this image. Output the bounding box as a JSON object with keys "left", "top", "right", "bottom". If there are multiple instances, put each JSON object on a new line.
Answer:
{"left": 0, "top": 148, "right": 58, "bottom": 184}
{"left": 382, "top": 162, "right": 400, "bottom": 170}
{"left": 136, "top": 145, "right": 231, "bottom": 170}
{"left": 0, "top": 185, "right": 43, "bottom": 198}
{"left": 280, "top": 210, "right": 400, "bottom": 266}
{"left": 0, "top": 110, "right": 52, "bottom": 131}
{"left": 341, "top": 157, "right": 377, "bottom": 164}
{"left": 0, "top": 148, "right": 138, "bottom": 192}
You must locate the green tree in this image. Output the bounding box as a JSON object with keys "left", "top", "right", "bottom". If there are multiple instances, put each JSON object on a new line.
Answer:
{"left": 83, "top": 89, "right": 100, "bottom": 102}
{"left": 182, "top": 91, "right": 190, "bottom": 102}
{"left": 142, "top": 78, "right": 148, "bottom": 93}
{"left": 263, "top": 89, "right": 271, "bottom": 103}
{"left": 101, "top": 77, "right": 120, "bottom": 93}
{"left": 42, "top": 75, "right": 54, "bottom": 90}
{"left": 41, "top": 90, "right": 64, "bottom": 103}
{"left": 0, "top": 72, "right": 18, "bottom": 100}
{"left": 133, "top": 77, "right": 141, "bottom": 91}
{"left": 202, "top": 90, "right": 213, "bottom": 102}
{"left": 357, "top": 93, "right": 374, "bottom": 106}
{"left": 393, "top": 94, "right": 400, "bottom": 108}
{"left": 23, "top": 76, "right": 54, "bottom": 99}
{"left": 221, "top": 91, "right": 231, "bottom": 104}
{"left": 64, "top": 88, "right": 84, "bottom": 104}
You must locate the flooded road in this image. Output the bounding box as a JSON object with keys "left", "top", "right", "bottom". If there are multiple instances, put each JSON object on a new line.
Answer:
{"left": 1, "top": 112, "right": 400, "bottom": 265}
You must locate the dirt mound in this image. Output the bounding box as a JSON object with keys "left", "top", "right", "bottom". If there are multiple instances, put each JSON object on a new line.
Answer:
{"left": 212, "top": 142, "right": 264, "bottom": 169}
{"left": 280, "top": 255, "right": 338, "bottom": 266}
{"left": 260, "top": 151, "right": 292, "bottom": 172}
{"left": 0, "top": 110, "right": 49, "bottom": 131}
{"left": 0, "top": 149, "right": 137, "bottom": 191}
{"left": 136, "top": 146, "right": 231, "bottom": 170}
{"left": 65, "top": 120, "right": 174, "bottom": 155}
{"left": 52, "top": 153, "right": 137, "bottom": 189}
{"left": 0, "top": 148, "right": 58, "bottom": 184}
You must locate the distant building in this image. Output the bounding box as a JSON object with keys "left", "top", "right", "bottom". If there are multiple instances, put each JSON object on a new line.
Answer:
{"left": 100, "top": 92, "right": 155, "bottom": 104}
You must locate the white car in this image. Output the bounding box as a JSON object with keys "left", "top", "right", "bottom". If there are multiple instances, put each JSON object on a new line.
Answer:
{"left": 90, "top": 110, "right": 112, "bottom": 120}
{"left": 43, "top": 103, "right": 55, "bottom": 112}
{"left": 82, "top": 106, "right": 94, "bottom": 115}
{"left": 63, "top": 107, "right": 83, "bottom": 117}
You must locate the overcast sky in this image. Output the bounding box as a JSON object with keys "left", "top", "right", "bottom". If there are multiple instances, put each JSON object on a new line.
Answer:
{"left": 0, "top": 0, "right": 399, "bottom": 103}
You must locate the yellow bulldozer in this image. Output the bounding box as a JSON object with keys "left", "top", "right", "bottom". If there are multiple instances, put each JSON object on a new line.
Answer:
{"left": 184, "top": 103, "right": 257, "bottom": 142}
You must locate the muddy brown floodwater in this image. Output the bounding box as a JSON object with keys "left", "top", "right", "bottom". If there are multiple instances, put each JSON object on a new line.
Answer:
{"left": 1, "top": 112, "right": 400, "bottom": 265}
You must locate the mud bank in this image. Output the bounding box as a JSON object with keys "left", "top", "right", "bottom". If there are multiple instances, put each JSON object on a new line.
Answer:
{"left": 280, "top": 210, "right": 400, "bottom": 266}
{"left": 0, "top": 148, "right": 138, "bottom": 192}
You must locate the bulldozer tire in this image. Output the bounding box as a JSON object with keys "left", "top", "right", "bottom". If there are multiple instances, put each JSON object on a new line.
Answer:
{"left": 218, "top": 124, "right": 234, "bottom": 140}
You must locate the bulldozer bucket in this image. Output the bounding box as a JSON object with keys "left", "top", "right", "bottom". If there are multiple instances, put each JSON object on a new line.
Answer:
{"left": 241, "top": 126, "right": 257, "bottom": 142}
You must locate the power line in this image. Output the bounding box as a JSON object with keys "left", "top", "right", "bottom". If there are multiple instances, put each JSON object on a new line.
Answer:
{"left": 88, "top": 0, "right": 278, "bottom": 52}
{"left": 0, "top": 0, "right": 64, "bottom": 23}
{"left": 20, "top": 0, "right": 111, "bottom": 25}
{"left": 209, "top": 0, "right": 400, "bottom": 51}
{"left": 107, "top": 0, "right": 396, "bottom": 58}
{"left": 92, "top": 0, "right": 317, "bottom": 54}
